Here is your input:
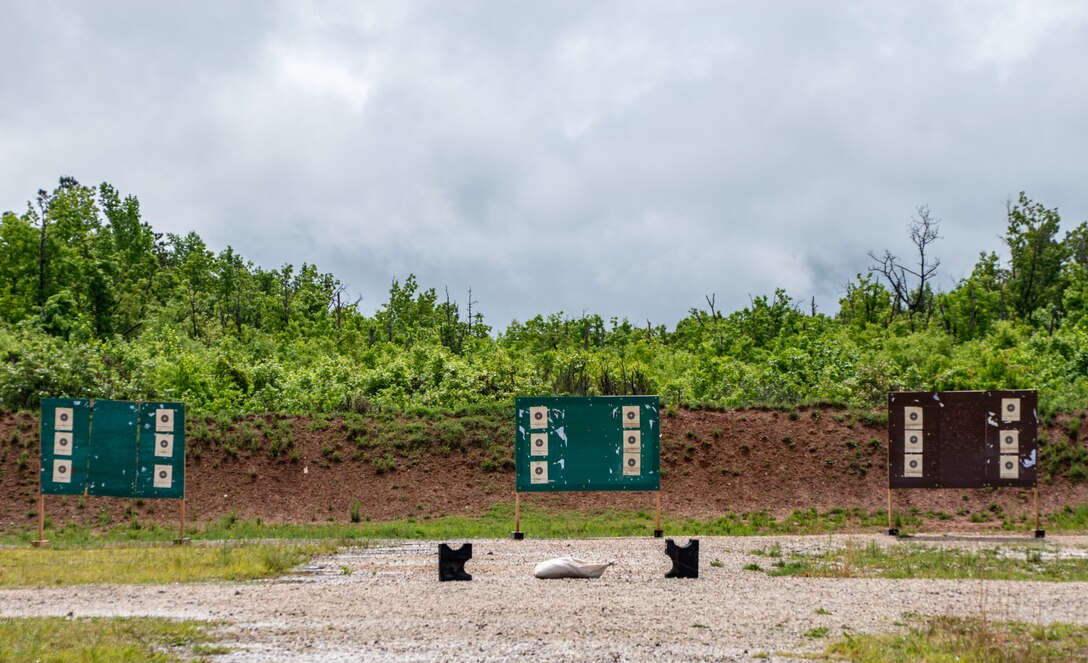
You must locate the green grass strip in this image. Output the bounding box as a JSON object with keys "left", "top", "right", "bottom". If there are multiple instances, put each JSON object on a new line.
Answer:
{"left": 0, "top": 616, "right": 226, "bottom": 662}
{"left": 825, "top": 615, "right": 1088, "bottom": 662}
{"left": 5, "top": 501, "right": 1088, "bottom": 547}
{"left": 0, "top": 541, "right": 339, "bottom": 587}
{"left": 762, "top": 540, "right": 1088, "bottom": 582}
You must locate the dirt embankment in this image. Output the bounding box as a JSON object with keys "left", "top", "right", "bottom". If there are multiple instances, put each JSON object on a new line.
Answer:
{"left": 1, "top": 407, "right": 1086, "bottom": 531}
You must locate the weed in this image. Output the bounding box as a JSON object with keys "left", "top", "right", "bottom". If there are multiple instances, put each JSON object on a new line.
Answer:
{"left": 742, "top": 563, "right": 762, "bottom": 571}
{"left": 350, "top": 500, "right": 362, "bottom": 523}
{"left": 710, "top": 559, "right": 723, "bottom": 568}
{"left": 804, "top": 626, "right": 830, "bottom": 638}
{"left": 815, "top": 608, "right": 831, "bottom": 615}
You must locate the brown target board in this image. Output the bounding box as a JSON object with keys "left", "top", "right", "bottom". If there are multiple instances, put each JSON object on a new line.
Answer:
{"left": 888, "top": 390, "right": 1038, "bottom": 489}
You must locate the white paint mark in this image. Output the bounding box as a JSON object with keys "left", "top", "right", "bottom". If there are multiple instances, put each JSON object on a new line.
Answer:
{"left": 987, "top": 414, "right": 997, "bottom": 427}
{"left": 1022, "top": 450, "right": 1037, "bottom": 468}
{"left": 557, "top": 459, "right": 565, "bottom": 469}
{"left": 555, "top": 426, "right": 568, "bottom": 443}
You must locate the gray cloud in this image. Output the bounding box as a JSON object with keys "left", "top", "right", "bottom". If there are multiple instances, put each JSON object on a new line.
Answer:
{"left": 3, "top": 1, "right": 1087, "bottom": 327}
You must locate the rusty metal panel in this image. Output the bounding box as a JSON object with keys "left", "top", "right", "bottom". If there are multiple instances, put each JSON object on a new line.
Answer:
{"left": 888, "top": 390, "right": 1037, "bottom": 489}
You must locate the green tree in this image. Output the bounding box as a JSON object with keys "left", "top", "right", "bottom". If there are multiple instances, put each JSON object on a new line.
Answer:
{"left": 1005, "top": 192, "right": 1067, "bottom": 326}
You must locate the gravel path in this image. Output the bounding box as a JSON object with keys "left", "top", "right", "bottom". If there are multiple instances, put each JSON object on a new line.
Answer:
{"left": 3, "top": 534, "right": 1088, "bottom": 661}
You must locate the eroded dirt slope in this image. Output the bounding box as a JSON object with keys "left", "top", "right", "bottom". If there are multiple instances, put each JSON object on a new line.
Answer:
{"left": 1, "top": 407, "right": 1086, "bottom": 531}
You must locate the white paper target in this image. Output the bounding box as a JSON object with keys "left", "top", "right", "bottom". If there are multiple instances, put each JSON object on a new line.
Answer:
{"left": 622, "top": 452, "right": 641, "bottom": 476}
{"left": 54, "top": 407, "right": 74, "bottom": 431}
{"left": 904, "top": 429, "right": 924, "bottom": 453}
{"left": 155, "top": 408, "right": 175, "bottom": 432}
{"left": 153, "top": 464, "right": 173, "bottom": 488}
{"left": 999, "top": 454, "right": 1019, "bottom": 479}
{"left": 52, "top": 459, "right": 72, "bottom": 483}
{"left": 1000, "top": 398, "right": 1020, "bottom": 423}
{"left": 623, "top": 430, "right": 641, "bottom": 452}
{"left": 903, "top": 453, "right": 924, "bottom": 478}
{"left": 999, "top": 430, "right": 1019, "bottom": 453}
{"left": 903, "top": 406, "right": 923, "bottom": 430}
{"left": 529, "top": 406, "right": 548, "bottom": 430}
{"left": 53, "top": 431, "right": 73, "bottom": 456}
{"left": 530, "top": 460, "right": 548, "bottom": 484}
{"left": 155, "top": 433, "right": 174, "bottom": 458}
{"left": 530, "top": 432, "right": 548, "bottom": 456}
{"left": 621, "top": 406, "right": 640, "bottom": 429}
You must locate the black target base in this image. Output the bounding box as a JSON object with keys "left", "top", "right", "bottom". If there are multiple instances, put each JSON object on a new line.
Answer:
{"left": 438, "top": 543, "right": 473, "bottom": 581}
{"left": 887, "top": 528, "right": 899, "bottom": 536}
{"left": 1034, "top": 529, "right": 1046, "bottom": 539}
{"left": 664, "top": 538, "right": 699, "bottom": 579}
{"left": 511, "top": 531, "right": 524, "bottom": 540}
{"left": 173, "top": 537, "right": 191, "bottom": 545}
{"left": 653, "top": 529, "right": 663, "bottom": 538}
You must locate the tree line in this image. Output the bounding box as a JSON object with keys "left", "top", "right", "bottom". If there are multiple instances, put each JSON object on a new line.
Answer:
{"left": 2, "top": 177, "right": 1087, "bottom": 415}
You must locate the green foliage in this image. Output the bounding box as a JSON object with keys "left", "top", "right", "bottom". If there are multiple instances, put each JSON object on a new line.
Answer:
{"left": 5, "top": 180, "right": 1088, "bottom": 416}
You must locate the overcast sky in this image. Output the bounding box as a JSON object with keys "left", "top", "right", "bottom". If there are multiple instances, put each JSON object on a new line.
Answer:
{"left": 2, "top": 2, "right": 1087, "bottom": 328}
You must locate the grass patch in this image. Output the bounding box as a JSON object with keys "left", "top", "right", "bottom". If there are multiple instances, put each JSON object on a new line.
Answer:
{"left": 0, "top": 616, "right": 226, "bottom": 662}
{"left": 0, "top": 541, "right": 340, "bottom": 587}
{"left": 826, "top": 615, "right": 1088, "bottom": 661}
{"left": 760, "top": 539, "right": 1088, "bottom": 582}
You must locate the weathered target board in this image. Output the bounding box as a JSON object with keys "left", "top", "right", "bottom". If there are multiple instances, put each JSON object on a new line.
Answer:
{"left": 515, "top": 396, "right": 661, "bottom": 492}
{"left": 886, "top": 389, "right": 1043, "bottom": 536}
{"left": 888, "top": 390, "right": 1037, "bottom": 488}
{"left": 37, "top": 398, "right": 186, "bottom": 544}
{"left": 512, "top": 395, "right": 662, "bottom": 538}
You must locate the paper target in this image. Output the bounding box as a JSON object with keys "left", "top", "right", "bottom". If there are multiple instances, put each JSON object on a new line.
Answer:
{"left": 53, "top": 431, "right": 73, "bottom": 456}
{"left": 903, "top": 453, "right": 924, "bottom": 478}
{"left": 529, "top": 406, "right": 548, "bottom": 430}
{"left": 530, "top": 460, "right": 548, "bottom": 484}
{"left": 155, "top": 408, "right": 175, "bottom": 432}
{"left": 154, "top": 433, "right": 174, "bottom": 458}
{"left": 904, "top": 429, "right": 924, "bottom": 453}
{"left": 52, "top": 459, "right": 73, "bottom": 483}
{"left": 54, "top": 407, "right": 74, "bottom": 431}
{"left": 153, "top": 464, "right": 173, "bottom": 488}
{"left": 1001, "top": 398, "right": 1021, "bottom": 423}
{"left": 999, "top": 430, "right": 1019, "bottom": 453}
{"left": 530, "top": 432, "right": 548, "bottom": 456}
{"left": 621, "top": 405, "right": 640, "bottom": 428}
{"left": 903, "top": 406, "right": 923, "bottom": 430}
{"left": 623, "top": 429, "right": 641, "bottom": 452}
{"left": 999, "top": 454, "right": 1019, "bottom": 479}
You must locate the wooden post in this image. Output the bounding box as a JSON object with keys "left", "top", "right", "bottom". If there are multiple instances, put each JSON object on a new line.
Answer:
{"left": 653, "top": 491, "right": 663, "bottom": 537}
{"left": 33, "top": 493, "right": 48, "bottom": 547}
{"left": 887, "top": 487, "right": 896, "bottom": 536}
{"left": 174, "top": 499, "right": 190, "bottom": 545}
{"left": 511, "top": 491, "right": 523, "bottom": 540}
{"left": 1033, "top": 487, "right": 1044, "bottom": 538}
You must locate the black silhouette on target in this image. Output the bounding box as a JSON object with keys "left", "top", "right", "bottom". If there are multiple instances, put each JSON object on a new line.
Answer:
{"left": 159, "top": 470, "right": 167, "bottom": 479}
{"left": 58, "top": 465, "right": 67, "bottom": 474}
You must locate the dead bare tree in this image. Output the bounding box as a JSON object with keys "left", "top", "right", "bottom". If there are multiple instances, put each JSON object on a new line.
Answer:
{"left": 868, "top": 206, "right": 942, "bottom": 326}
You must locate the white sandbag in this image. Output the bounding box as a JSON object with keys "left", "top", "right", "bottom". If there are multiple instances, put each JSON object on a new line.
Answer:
{"left": 533, "top": 556, "right": 613, "bottom": 579}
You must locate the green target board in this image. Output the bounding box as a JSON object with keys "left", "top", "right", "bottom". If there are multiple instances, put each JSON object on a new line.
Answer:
{"left": 39, "top": 399, "right": 185, "bottom": 499}
{"left": 87, "top": 399, "right": 140, "bottom": 497}
{"left": 39, "top": 398, "right": 92, "bottom": 495}
{"left": 515, "top": 396, "right": 661, "bottom": 492}
{"left": 136, "top": 401, "right": 186, "bottom": 499}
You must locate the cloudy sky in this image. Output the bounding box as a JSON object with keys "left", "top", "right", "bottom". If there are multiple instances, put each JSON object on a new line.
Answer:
{"left": 2, "top": 1, "right": 1087, "bottom": 328}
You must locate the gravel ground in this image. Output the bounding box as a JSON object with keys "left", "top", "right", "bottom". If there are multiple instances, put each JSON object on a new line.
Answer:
{"left": 3, "top": 534, "right": 1088, "bottom": 661}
